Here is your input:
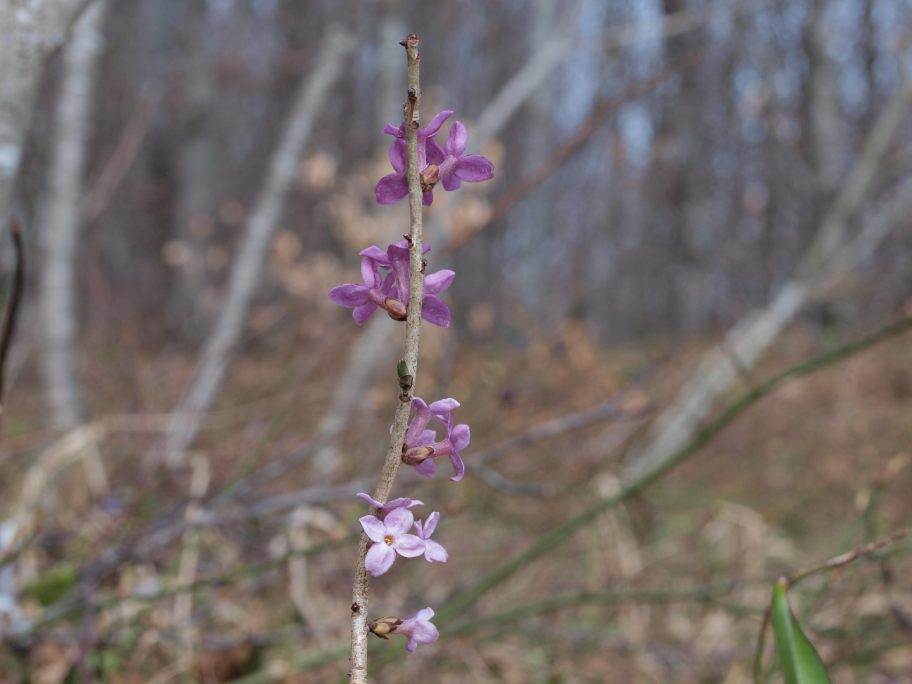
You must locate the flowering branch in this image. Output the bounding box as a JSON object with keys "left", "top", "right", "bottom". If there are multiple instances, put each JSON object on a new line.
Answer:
{"left": 349, "top": 33, "right": 425, "bottom": 683}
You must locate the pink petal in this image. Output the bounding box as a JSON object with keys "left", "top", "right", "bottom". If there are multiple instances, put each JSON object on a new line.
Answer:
{"left": 422, "top": 511, "right": 440, "bottom": 537}
{"left": 359, "top": 245, "right": 388, "bottom": 264}
{"left": 383, "top": 508, "right": 414, "bottom": 536}
{"left": 389, "top": 139, "right": 407, "bottom": 174}
{"left": 387, "top": 497, "right": 423, "bottom": 510}
{"left": 445, "top": 121, "right": 468, "bottom": 157}
{"left": 360, "top": 256, "right": 378, "bottom": 288}
{"left": 423, "top": 269, "right": 454, "bottom": 295}
{"left": 455, "top": 155, "right": 494, "bottom": 182}
{"left": 375, "top": 173, "right": 408, "bottom": 205}
{"left": 450, "top": 423, "right": 471, "bottom": 450}
{"left": 423, "top": 539, "right": 448, "bottom": 563}
{"left": 426, "top": 139, "right": 445, "bottom": 165}
{"left": 415, "top": 428, "right": 437, "bottom": 446}
{"left": 365, "top": 543, "right": 396, "bottom": 576}
{"left": 353, "top": 303, "right": 377, "bottom": 325}
{"left": 359, "top": 515, "right": 386, "bottom": 543}
{"left": 393, "top": 533, "right": 426, "bottom": 558}
{"left": 448, "top": 453, "right": 465, "bottom": 482}
{"left": 329, "top": 284, "right": 370, "bottom": 307}
{"left": 423, "top": 190, "right": 434, "bottom": 206}
{"left": 441, "top": 172, "right": 462, "bottom": 192}
{"left": 423, "top": 110, "right": 453, "bottom": 137}
{"left": 356, "top": 493, "right": 384, "bottom": 508}
{"left": 421, "top": 295, "right": 451, "bottom": 327}
{"left": 383, "top": 123, "right": 404, "bottom": 138}
{"left": 428, "top": 398, "right": 459, "bottom": 414}
{"left": 414, "top": 459, "right": 436, "bottom": 478}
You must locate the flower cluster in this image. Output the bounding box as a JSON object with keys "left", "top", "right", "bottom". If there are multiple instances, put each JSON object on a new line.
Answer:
{"left": 329, "top": 240, "right": 454, "bottom": 327}
{"left": 375, "top": 110, "right": 494, "bottom": 205}
{"left": 339, "top": 107, "right": 493, "bottom": 655}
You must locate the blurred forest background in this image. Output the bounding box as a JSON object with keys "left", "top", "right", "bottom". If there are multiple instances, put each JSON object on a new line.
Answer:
{"left": 1, "top": 0, "right": 912, "bottom": 681}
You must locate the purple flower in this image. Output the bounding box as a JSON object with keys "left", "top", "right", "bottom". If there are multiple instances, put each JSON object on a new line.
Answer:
{"left": 394, "top": 607, "right": 439, "bottom": 653}
{"left": 435, "top": 120, "right": 495, "bottom": 192}
{"left": 360, "top": 508, "right": 426, "bottom": 576}
{"left": 383, "top": 110, "right": 452, "bottom": 170}
{"left": 328, "top": 250, "right": 404, "bottom": 325}
{"left": 414, "top": 512, "right": 448, "bottom": 563}
{"left": 375, "top": 140, "right": 435, "bottom": 206}
{"left": 329, "top": 240, "right": 453, "bottom": 327}
{"left": 386, "top": 240, "right": 454, "bottom": 327}
{"left": 356, "top": 492, "right": 424, "bottom": 517}
{"left": 402, "top": 397, "right": 469, "bottom": 481}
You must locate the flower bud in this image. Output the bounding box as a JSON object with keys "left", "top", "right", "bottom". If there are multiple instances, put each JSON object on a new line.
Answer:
{"left": 420, "top": 164, "right": 439, "bottom": 193}
{"left": 396, "top": 359, "right": 413, "bottom": 392}
{"left": 402, "top": 445, "right": 434, "bottom": 466}
{"left": 384, "top": 298, "right": 407, "bottom": 321}
{"left": 369, "top": 616, "right": 402, "bottom": 640}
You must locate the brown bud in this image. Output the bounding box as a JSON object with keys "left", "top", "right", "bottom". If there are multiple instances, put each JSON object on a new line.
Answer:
{"left": 384, "top": 298, "right": 407, "bottom": 321}
{"left": 402, "top": 445, "right": 434, "bottom": 466}
{"left": 420, "top": 164, "right": 439, "bottom": 193}
{"left": 369, "top": 616, "right": 402, "bottom": 639}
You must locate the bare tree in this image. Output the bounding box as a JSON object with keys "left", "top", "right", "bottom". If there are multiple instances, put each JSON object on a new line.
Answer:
{"left": 157, "top": 28, "right": 354, "bottom": 467}
{"left": 0, "top": 0, "right": 94, "bottom": 228}
{"left": 39, "top": 0, "right": 108, "bottom": 429}
{"left": 623, "top": 77, "right": 912, "bottom": 482}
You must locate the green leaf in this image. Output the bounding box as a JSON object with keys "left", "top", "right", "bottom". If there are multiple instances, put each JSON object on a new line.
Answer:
{"left": 26, "top": 563, "right": 78, "bottom": 607}
{"left": 771, "top": 579, "right": 832, "bottom": 684}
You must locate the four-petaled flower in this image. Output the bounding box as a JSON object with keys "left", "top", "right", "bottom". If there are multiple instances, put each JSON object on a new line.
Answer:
{"left": 402, "top": 396, "right": 470, "bottom": 481}
{"left": 386, "top": 240, "right": 454, "bottom": 327}
{"left": 375, "top": 110, "right": 493, "bottom": 206}
{"left": 329, "top": 240, "right": 453, "bottom": 327}
{"left": 356, "top": 492, "right": 423, "bottom": 517}
{"left": 360, "top": 508, "right": 425, "bottom": 576}
{"left": 394, "top": 607, "right": 439, "bottom": 653}
{"left": 414, "top": 512, "right": 448, "bottom": 563}
{"left": 434, "top": 120, "right": 495, "bottom": 192}
{"left": 328, "top": 250, "right": 402, "bottom": 325}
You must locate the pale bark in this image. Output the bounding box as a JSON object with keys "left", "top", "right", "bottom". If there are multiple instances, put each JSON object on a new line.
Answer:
{"left": 0, "top": 0, "right": 94, "bottom": 229}
{"left": 158, "top": 28, "right": 353, "bottom": 466}
{"left": 39, "top": 0, "right": 107, "bottom": 429}
{"left": 350, "top": 34, "right": 426, "bottom": 684}
{"left": 622, "top": 80, "right": 912, "bottom": 482}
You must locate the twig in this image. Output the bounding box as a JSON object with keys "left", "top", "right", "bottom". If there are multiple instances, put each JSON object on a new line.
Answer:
{"left": 349, "top": 33, "right": 426, "bottom": 684}
{"left": 0, "top": 219, "right": 24, "bottom": 431}
{"left": 751, "top": 527, "right": 910, "bottom": 682}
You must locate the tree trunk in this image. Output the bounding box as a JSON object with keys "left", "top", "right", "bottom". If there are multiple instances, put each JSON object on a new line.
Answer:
{"left": 0, "top": 0, "right": 94, "bottom": 229}
{"left": 157, "top": 27, "right": 353, "bottom": 467}
{"left": 39, "top": 0, "right": 108, "bottom": 429}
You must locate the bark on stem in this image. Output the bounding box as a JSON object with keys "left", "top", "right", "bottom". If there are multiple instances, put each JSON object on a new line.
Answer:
{"left": 349, "top": 34, "right": 424, "bottom": 683}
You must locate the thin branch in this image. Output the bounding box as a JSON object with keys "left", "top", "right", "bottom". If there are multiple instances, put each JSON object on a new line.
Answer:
{"left": 751, "top": 527, "right": 910, "bottom": 682}
{"left": 349, "top": 33, "right": 426, "bottom": 684}
{"left": 0, "top": 218, "right": 24, "bottom": 429}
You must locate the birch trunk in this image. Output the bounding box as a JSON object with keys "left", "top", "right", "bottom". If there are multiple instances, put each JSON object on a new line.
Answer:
{"left": 39, "top": 0, "right": 107, "bottom": 429}
{"left": 0, "top": 0, "right": 94, "bottom": 230}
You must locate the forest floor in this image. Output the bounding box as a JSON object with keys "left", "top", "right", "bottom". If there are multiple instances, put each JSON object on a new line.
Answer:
{"left": 1, "top": 318, "right": 911, "bottom": 683}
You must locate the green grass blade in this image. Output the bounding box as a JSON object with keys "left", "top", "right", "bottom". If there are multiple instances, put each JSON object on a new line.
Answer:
{"left": 771, "top": 579, "right": 832, "bottom": 684}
